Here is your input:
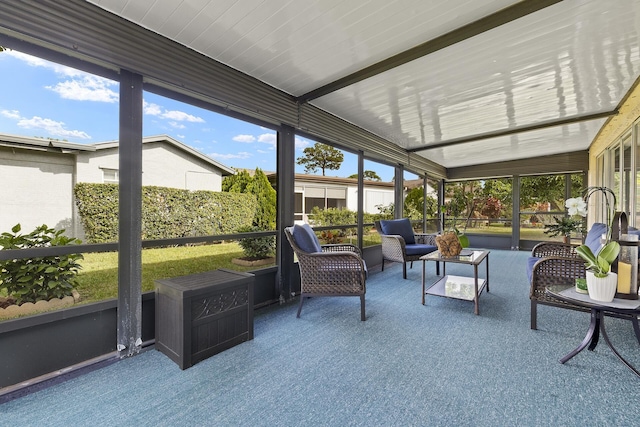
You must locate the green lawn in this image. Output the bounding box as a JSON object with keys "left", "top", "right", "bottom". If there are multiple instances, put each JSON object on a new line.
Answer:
{"left": 76, "top": 242, "right": 263, "bottom": 303}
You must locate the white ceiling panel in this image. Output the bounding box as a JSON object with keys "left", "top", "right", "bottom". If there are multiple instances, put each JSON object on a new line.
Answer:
{"left": 86, "top": 0, "right": 640, "bottom": 170}
{"left": 417, "top": 118, "right": 607, "bottom": 168}
{"left": 313, "top": 0, "right": 640, "bottom": 151}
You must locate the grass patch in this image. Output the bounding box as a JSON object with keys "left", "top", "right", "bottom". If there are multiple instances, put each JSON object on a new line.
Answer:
{"left": 76, "top": 242, "right": 267, "bottom": 303}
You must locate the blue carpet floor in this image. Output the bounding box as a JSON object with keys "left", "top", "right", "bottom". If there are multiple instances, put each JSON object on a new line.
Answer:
{"left": 2, "top": 249, "right": 640, "bottom": 426}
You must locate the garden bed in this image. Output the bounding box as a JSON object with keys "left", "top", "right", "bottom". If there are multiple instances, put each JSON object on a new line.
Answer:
{"left": 0, "top": 291, "right": 81, "bottom": 319}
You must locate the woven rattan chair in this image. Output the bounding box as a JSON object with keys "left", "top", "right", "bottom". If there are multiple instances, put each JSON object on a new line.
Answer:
{"left": 284, "top": 224, "right": 367, "bottom": 321}
{"left": 528, "top": 222, "right": 610, "bottom": 330}
{"left": 374, "top": 219, "right": 438, "bottom": 279}
{"left": 529, "top": 255, "right": 587, "bottom": 330}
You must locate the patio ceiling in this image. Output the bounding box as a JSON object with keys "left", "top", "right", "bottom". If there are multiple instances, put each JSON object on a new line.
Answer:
{"left": 87, "top": 0, "right": 640, "bottom": 169}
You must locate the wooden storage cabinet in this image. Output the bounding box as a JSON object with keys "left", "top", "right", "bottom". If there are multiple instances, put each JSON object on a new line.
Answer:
{"left": 155, "top": 269, "right": 254, "bottom": 369}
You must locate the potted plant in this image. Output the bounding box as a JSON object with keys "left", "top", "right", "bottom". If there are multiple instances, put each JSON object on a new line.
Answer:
{"left": 543, "top": 216, "right": 583, "bottom": 243}
{"left": 570, "top": 187, "right": 620, "bottom": 302}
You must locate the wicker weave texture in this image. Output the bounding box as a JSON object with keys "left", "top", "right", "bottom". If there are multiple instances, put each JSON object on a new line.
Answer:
{"left": 284, "top": 227, "right": 366, "bottom": 296}
{"left": 530, "top": 256, "right": 586, "bottom": 308}
{"left": 531, "top": 242, "right": 578, "bottom": 258}
{"left": 375, "top": 221, "right": 438, "bottom": 264}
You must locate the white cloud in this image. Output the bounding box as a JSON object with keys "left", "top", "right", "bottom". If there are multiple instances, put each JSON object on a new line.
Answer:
{"left": 6, "top": 51, "right": 117, "bottom": 103}
{"left": 232, "top": 134, "right": 256, "bottom": 143}
{"left": 295, "top": 136, "right": 310, "bottom": 150}
{"left": 6, "top": 50, "right": 86, "bottom": 78}
{"left": 143, "top": 101, "right": 163, "bottom": 116}
{"left": 46, "top": 75, "right": 118, "bottom": 103}
{"left": 177, "top": 134, "right": 186, "bottom": 140}
{"left": 169, "top": 121, "right": 186, "bottom": 129}
{"left": 1, "top": 110, "right": 21, "bottom": 120}
{"left": 209, "top": 151, "right": 252, "bottom": 160}
{"left": 17, "top": 116, "right": 91, "bottom": 140}
{"left": 258, "top": 133, "right": 276, "bottom": 148}
{"left": 142, "top": 101, "right": 204, "bottom": 124}
{"left": 2, "top": 109, "right": 91, "bottom": 140}
{"left": 162, "top": 110, "right": 204, "bottom": 123}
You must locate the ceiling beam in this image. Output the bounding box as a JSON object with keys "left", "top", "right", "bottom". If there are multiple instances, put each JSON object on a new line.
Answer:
{"left": 406, "top": 110, "right": 618, "bottom": 153}
{"left": 296, "top": 0, "right": 563, "bottom": 103}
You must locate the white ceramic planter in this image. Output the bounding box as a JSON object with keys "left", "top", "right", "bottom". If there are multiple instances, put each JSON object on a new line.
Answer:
{"left": 586, "top": 271, "right": 618, "bottom": 302}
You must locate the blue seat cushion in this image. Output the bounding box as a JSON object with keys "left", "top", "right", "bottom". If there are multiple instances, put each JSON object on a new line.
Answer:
{"left": 526, "top": 256, "right": 539, "bottom": 283}
{"left": 291, "top": 223, "right": 322, "bottom": 253}
{"left": 379, "top": 218, "right": 416, "bottom": 244}
{"left": 584, "top": 222, "right": 607, "bottom": 255}
{"left": 405, "top": 243, "right": 437, "bottom": 256}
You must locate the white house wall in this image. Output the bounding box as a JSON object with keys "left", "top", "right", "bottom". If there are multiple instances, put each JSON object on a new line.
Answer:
{"left": 75, "top": 149, "right": 117, "bottom": 183}
{"left": 76, "top": 142, "right": 223, "bottom": 190}
{"left": 140, "top": 143, "right": 222, "bottom": 190}
{"left": 365, "top": 189, "right": 394, "bottom": 214}
{"left": 0, "top": 147, "right": 76, "bottom": 236}
{"left": 346, "top": 185, "right": 358, "bottom": 212}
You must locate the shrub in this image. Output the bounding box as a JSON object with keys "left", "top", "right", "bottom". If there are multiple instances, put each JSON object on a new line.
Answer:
{"left": 223, "top": 168, "right": 276, "bottom": 230}
{"left": 0, "top": 224, "right": 83, "bottom": 305}
{"left": 74, "top": 183, "right": 257, "bottom": 243}
{"left": 236, "top": 226, "right": 275, "bottom": 259}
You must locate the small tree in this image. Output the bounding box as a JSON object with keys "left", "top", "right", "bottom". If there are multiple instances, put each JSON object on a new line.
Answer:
{"left": 236, "top": 226, "right": 275, "bottom": 259}
{"left": 223, "top": 168, "right": 276, "bottom": 230}
{"left": 296, "top": 143, "right": 344, "bottom": 175}
{"left": 222, "top": 169, "right": 253, "bottom": 193}
{"left": 224, "top": 168, "right": 277, "bottom": 259}
{"left": 348, "top": 170, "right": 381, "bottom": 181}
{"left": 0, "top": 224, "right": 83, "bottom": 305}
{"left": 247, "top": 168, "right": 276, "bottom": 230}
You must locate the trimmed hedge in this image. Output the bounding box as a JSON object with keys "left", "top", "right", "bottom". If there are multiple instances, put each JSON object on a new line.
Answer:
{"left": 74, "top": 183, "right": 257, "bottom": 243}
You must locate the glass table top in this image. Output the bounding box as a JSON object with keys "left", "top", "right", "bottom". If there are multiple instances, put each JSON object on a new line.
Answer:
{"left": 421, "top": 249, "right": 489, "bottom": 265}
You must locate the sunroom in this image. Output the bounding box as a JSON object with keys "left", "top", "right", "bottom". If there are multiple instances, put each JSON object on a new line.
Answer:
{"left": 1, "top": 0, "right": 640, "bottom": 418}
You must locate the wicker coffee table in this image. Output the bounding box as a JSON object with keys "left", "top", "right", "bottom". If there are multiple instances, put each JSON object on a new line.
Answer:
{"left": 421, "top": 250, "right": 490, "bottom": 315}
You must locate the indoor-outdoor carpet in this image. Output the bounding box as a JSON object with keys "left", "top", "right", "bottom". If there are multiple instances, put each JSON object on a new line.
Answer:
{"left": 2, "top": 250, "right": 640, "bottom": 426}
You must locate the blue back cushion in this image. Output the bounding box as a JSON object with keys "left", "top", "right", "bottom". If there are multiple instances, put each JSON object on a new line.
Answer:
{"left": 379, "top": 218, "right": 415, "bottom": 244}
{"left": 584, "top": 222, "right": 607, "bottom": 255}
{"left": 292, "top": 223, "right": 322, "bottom": 253}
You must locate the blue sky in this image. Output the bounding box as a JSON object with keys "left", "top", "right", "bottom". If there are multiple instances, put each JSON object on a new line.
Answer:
{"left": 0, "top": 50, "right": 403, "bottom": 181}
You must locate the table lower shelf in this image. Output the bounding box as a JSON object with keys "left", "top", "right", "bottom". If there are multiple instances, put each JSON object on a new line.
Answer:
{"left": 425, "top": 274, "right": 487, "bottom": 301}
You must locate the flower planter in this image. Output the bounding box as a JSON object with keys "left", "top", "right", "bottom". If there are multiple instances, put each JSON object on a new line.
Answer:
{"left": 586, "top": 271, "right": 617, "bottom": 302}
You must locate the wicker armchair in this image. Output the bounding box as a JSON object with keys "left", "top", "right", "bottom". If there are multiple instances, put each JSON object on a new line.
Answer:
{"left": 284, "top": 224, "right": 367, "bottom": 321}
{"left": 529, "top": 256, "right": 588, "bottom": 329}
{"left": 528, "top": 223, "right": 607, "bottom": 330}
{"left": 374, "top": 219, "right": 438, "bottom": 279}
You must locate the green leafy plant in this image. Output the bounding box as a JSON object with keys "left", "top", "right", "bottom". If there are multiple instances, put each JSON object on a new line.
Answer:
{"left": 575, "top": 242, "right": 620, "bottom": 278}
{"left": 571, "top": 187, "right": 620, "bottom": 278}
{"left": 543, "top": 216, "right": 583, "bottom": 238}
{"left": 0, "top": 224, "right": 83, "bottom": 305}
{"left": 236, "top": 226, "right": 275, "bottom": 259}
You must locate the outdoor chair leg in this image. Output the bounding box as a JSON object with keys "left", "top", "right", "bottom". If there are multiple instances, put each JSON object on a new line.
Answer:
{"left": 296, "top": 295, "right": 305, "bottom": 318}
{"left": 530, "top": 300, "right": 537, "bottom": 330}
{"left": 381, "top": 259, "right": 385, "bottom": 271}
{"left": 403, "top": 263, "right": 407, "bottom": 279}
{"left": 360, "top": 295, "right": 366, "bottom": 321}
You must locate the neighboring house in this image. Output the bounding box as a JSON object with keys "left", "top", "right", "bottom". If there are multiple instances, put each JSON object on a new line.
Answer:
{"left": 267, "top": 173, "right": 435, "bottom": 224}
{"left": 0, "top": 134, "right": 234, "bottom": 238}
